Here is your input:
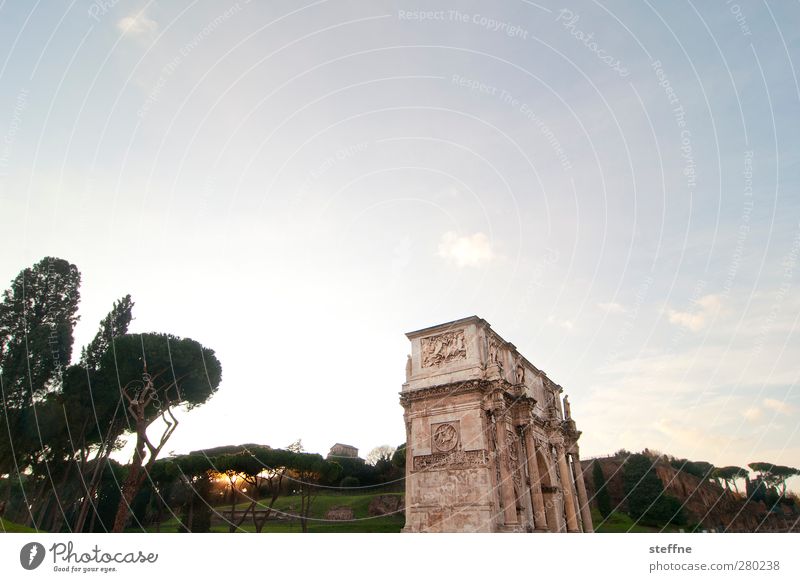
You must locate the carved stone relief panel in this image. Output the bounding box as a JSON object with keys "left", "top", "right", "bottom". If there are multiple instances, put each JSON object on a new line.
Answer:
{"left": 414, "top": 467, "right": 491, "bottom": 505}
{"left": 431, "top": 421, "right": 460, "bottom": 453}
{"left": 412, "top": 449, "right": 489, "bottom": 472}
{"left": 421, "top": 330, "right": 467, "bottom": 368}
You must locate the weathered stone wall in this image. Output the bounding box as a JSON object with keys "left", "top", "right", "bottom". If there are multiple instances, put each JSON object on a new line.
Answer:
{"left": 401, "top": 316, "right": 592, "bottom": 533}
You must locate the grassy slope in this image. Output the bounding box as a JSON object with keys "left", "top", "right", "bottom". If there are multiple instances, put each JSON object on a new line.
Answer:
{"left": 591, "top": 509, "right": 682, "bottom": 533}
{"left": 136, "top": 493, "right": 685, "bottom": 534}
{"left": 139, "top": 490, "right": 405, "bottom": 533}
{"left": 0, "top": 516, "right": 37, "bottom": 533}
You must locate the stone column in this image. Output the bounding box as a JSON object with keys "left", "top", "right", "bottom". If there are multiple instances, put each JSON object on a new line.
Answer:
{"left": 402, "top": 417, "right": 414, "bottom": 532}
{"left": 556, "top": 444, "right": 580, "bottom": 532}
{"left": 573, "top": 487, "right": 583, "bottom": 532}
{"left": 571, "top": 452, "right": 594, "bottom": 533}
{"left": 522, "top": 427, "right": 548, "bottom": 531}
{"left": 494, "top": 420, "right": 519, "bottom": 528}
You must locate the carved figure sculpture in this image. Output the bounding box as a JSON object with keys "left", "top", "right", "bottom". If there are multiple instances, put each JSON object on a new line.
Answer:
{"left": 421, "top": 330, "right": 467, "bottom": 367}
{"left": 515, "top": 358, "right": 525, "bottom": 384}
{"left": 433, "top": 423, "right": 459, "bottom": 452}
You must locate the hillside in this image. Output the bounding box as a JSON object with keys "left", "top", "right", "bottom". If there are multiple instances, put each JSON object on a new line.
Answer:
{"left": 0, "top": 516, "right": 37, "bottom": 533}
{"left": 583, "top": 454, "right": 799, "bottom": 532}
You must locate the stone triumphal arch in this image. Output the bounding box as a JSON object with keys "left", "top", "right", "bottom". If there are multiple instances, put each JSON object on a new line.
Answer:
{"left": 400, "top": 316, "right": 593, "bottom": 532}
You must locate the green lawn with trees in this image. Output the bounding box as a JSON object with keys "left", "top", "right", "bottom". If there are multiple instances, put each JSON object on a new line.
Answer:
{"left": 132, "top": 490, "right": 405, "bottom": 533}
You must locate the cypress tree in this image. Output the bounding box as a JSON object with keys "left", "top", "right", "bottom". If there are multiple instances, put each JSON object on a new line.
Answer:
{"left": 593, "top": 460, "right": 613, "bottom": 518}
{"left": 623, "top": 453, "right": 686, "bottom": 526}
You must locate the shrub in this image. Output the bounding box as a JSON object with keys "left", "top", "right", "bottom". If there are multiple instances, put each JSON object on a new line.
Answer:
{"left": 340, "top": 476, "right": 360, "bottom": 489}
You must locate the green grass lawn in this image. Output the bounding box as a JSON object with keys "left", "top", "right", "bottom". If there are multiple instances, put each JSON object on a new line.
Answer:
{"left": 591, "top": 509, "right": 683, "bottom": 533}
{"left": 135, "top": 490, "right": 405, "bottom": 533}
{"left": 133, "top": 494, "right": 687, "bottom": 534}
{"left": 0, "top": 516, "right": 37, "bottom": 533}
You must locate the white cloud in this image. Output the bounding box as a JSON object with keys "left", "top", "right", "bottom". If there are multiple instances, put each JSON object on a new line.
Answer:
{"left": 668, "top": 294, "right": 722, "bottom": 331}
{"left": 743, "top": 407, "right": 763, "bottom": 422}
{"left": 668, "top": 310, "right": 706, "bottom": 331}
{"left": 597, "top": 301, "right": 627, "bottom": 314}
{"left": 117, "top": 13, "right": 158, "bottom": 40}
{"left": 436, "top": 231, "right": 494, "bottom": 267}
{"left": 763, "top": 398, "right": 796, "bottom": 415}
{"left": 547, "top": 315, "right": 574, "bottom": 330}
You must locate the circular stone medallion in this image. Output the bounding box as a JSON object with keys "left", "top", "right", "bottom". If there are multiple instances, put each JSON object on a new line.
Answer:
{"left": 433, "top": 423, "right": 458, "bottom": 452}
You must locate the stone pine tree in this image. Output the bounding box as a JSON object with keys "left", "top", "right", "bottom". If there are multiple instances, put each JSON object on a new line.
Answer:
{"left": 712, "top": 466, "right": 749, "bottom": 494}
{"left": 0, "top": 258, "right": 142, "bottom": 530}
{"left": 592, "top": 460, "right": 612, "bottom": 519}
{"left": 212, "top": 447, "right": 295, "bottom": 533}
{"left": 748, "top": 462, "right": 800, "bottom": 498}
{"left": 0, "top": 258, "right": 224, "bottom": 533}
{"left": 109, "top": 333, "right": 222, "bottom": 532}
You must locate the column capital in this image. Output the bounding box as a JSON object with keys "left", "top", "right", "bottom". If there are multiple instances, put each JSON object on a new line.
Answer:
{"left": 512, "top": 399, "right": 534, "bottom": 426}
{"left": 482, "top": 388, "right": 508, "bottom": 414}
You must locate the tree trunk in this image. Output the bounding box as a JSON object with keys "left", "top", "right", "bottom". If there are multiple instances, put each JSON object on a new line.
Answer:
{"left": 253, "top": 478, "right": 281, "bottom": 533}
{"left": 111, "top": 435, "right": 146, "bottom": 533}
{"left": 48, "top": 460, "right": 75, "bottom": 532}
{"left": 34, "top": 489, "right": 52, "bottom": 530}
{"left": 299, "top": 485, "right": 314, "bottom": 533}
{"left": 253, "top": 496, "right": 277, "bottom": 533}
{"left": 75, "top": 434, "right": 115, "bottom": 532}
{"left": 228, "top": 478, "right": 237, "bottom": 532}
{"left": 111, "top": 377, "right": 178, "bottom": 533}
{"left": 88, "top": 501, "right": 100, "bottom": 532}
{"left": 26, "top": 478, "right": 48, "bottom": 528}
{"left": 155, "top": 498, "right": 163, "bottom": 533}
{"left": 234, "top": 501, "right": 254, "bottom": 530}
{"left": 186, "top": 500, "right": 194, "bottom": 532}
{"left": 112, "top": 465, "right": 145, "bottom": 532}
{"left": 44, "top": 494, "right": 60, "bottom": 532}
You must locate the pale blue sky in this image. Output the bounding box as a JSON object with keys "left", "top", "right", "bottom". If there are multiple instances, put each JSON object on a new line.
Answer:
{"left": 1, "top": 1, "right": 799, "bottom": 486}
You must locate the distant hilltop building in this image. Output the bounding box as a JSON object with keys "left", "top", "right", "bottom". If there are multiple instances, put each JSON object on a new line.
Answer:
{"left": 400, "top": 316, "right": 593, "bottom": 533}
{"left": 327, "top": 443, "right": 359, "bottom": 460}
